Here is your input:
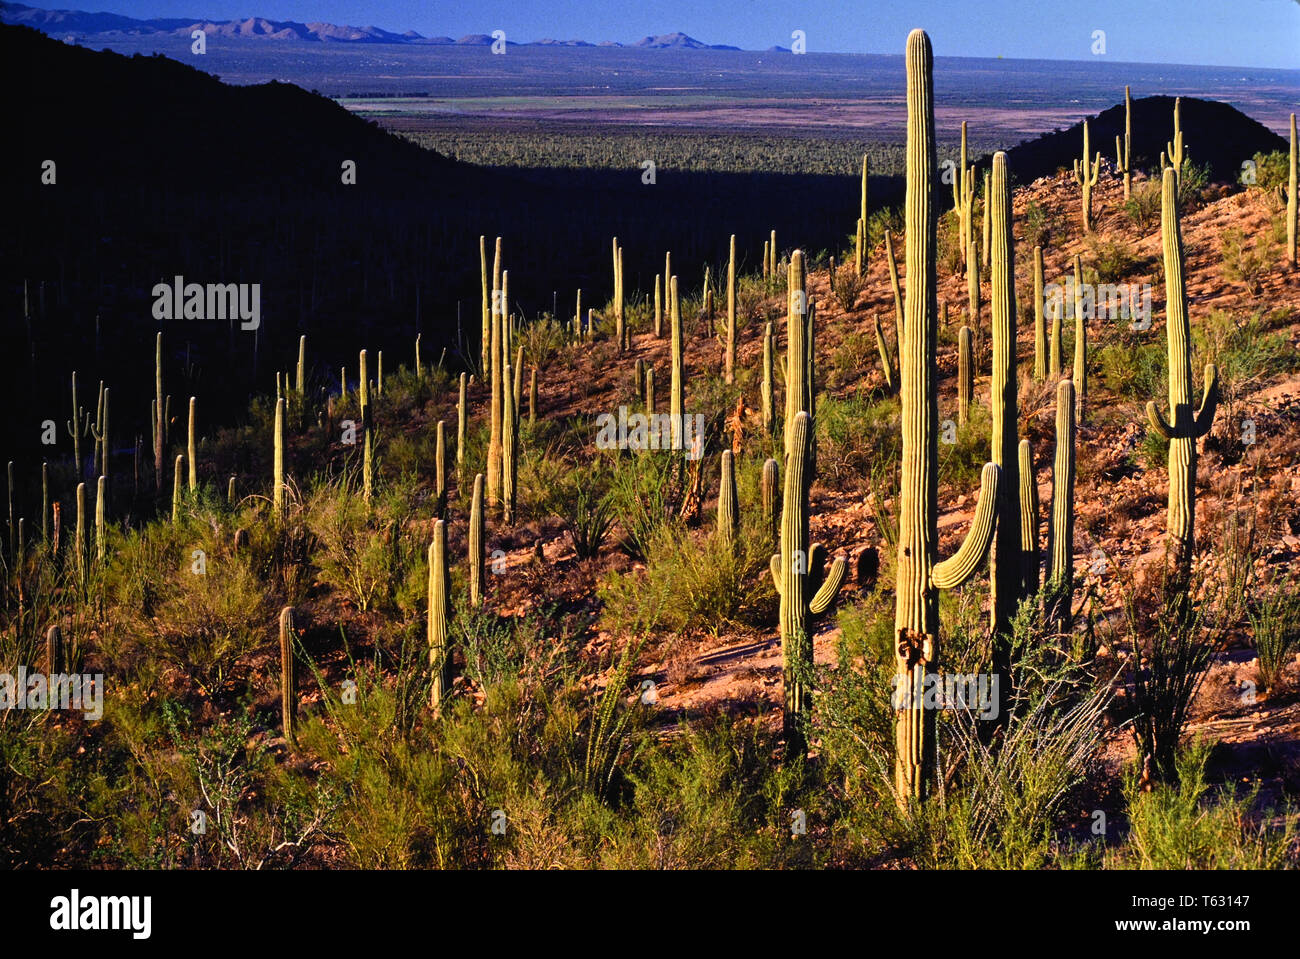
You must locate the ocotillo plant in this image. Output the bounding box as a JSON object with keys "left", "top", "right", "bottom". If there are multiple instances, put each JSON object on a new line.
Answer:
{"left": 1072, "top": 119, "right": 1101, "bottom": 233}
{"left": 761, "top": 322, "right": 774, "bottom": 435}
{"left": 1146, "top": 167, "right": 1219, "bottom": 580}
{"left": 273, "top": 396, "right": 286, "bottom": 517}
{"left": 1033, "top": 246, "right": 1046, "bottom": 380}
{"left": 670, "top": 275, "right": 684, "bottom": 450}
{"left": 986, "top": 150, "right": 1024, "bottom": 724}
{"left": 1047, "top": 379, "right": 1076, "bottom": 635}
{"left": 428, "top": 519, "right": 451, "bottom": 708}
{"left": 1019, "top": 439, "right": 1039, "bottom": 594}
{"left": 762, "top": 457, "right": 778, "bottom": 548}
{"left": 770, "top": 411, "right": 845, "bottom": 749}
{"left": 469, "top": 473, "right": 486, "bottom": 608}
{"left": 726, "top": 234, "right": 737, "bottom": 384}
{"left": 1072, "top": 254, "right": 1088, "bottom": 423}
{"left": 957, "top": 325, "right": 973, "bottom": 426}
{"left": 1119, "top": 86, "right": 1132, "bottom": 199}
{"left": 874, "top": 315, "right": 898, "bottom": 395}
{"left": 358, "top": 351, "right": 373, "bottom": 502}
{"left": 1288, "top": 112, "right": 1297, "bottom": 269}
{"left": 279, "top": 606, "right": 296, "bottom": 744}
{"left": 717, "top": 450, "right": 739, "bottom": 553}
{"left": 187, "top": 397, "right": 197, "bottom": 493}
{"left": 894, "top": 29, "right": 1001, "bottom": 803}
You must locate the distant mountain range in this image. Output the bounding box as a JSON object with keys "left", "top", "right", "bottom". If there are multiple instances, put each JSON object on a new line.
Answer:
{"left": 0, "top": 3, "right": 743, "bottom": 48}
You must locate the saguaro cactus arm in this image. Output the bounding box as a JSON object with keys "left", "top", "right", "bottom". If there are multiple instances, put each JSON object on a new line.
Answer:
{"left": 930, "top": 462, "right": 1001, "bottom": 590}
{"left": 1145, "top": 363, "right": 1219, "bottom": 439}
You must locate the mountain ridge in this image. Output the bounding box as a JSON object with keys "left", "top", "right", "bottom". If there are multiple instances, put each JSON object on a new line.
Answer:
{"left": 0, "top": 3, "right": 744, "bottom": 48}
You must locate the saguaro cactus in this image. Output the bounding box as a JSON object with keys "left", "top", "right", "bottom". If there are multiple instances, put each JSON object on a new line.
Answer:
{"left": 894, "top": 30, "right": 1001, "bottom": 803}
{"left": 1146, "top": 167, "right": 1218, "bottom": 578}
{"left": 296, "top": 335, "right": 307, "bottom": 396}
{"left": 1019, "top": 439, "right": 1039, "bottom": 593}
{"left": 987, "top": 151, "right": 1024, "bottom": 724}
{"left": 762, "top": 457, "right": 779, "bottom": 548}
{"left": 1072, "top": 119, "right": 1102, "bottom": 233}
{"left": 1033, "top": 246, "right": 1046, "bottom": 380}
{"left": 1288, "top": 112, "right": 1297, "bottom": 269}
{"left": 487, "top": 274, "right": 504, "bottom": 506}
{"left": 1072, "top": 254, "right": 1088, "bottom": 423}
{"left": 187, "top": 397, "right": 197, "bottom": 493}
{"left": 761, "top": 322, "right": 774, "bottom": 435}
{"left": 480, "top": 236, "right": 490, "bottom": 374}
{"left": 95, "top": 475, "right": 106, "bottom": 564}
{"left": 358, "top": 351, "right": 373, "bottom": 502}
{"left": 457, "top": 373, "right": 468, "bottom": 480}
{"left": 981, "top": 171, "right": 991, "bottom": 271}
{"left": 771, "top": 411, "right": 845, "bottom": 748}
{"left": 74, "top": 481, "right": 87, "bottom": 590}
{"left": 1047, "top": 379, "right": 1076, "bottom": 634}
{"left": 885, "top": 231, "right": 904, "bottom": 330}
{"left": 1118, "top": 86, "right": 1133, "bottom": 200}
{"left": 171, "top": 454, "right": 183, "bottom": 523}
{"left": 280, "top": 606, "right": 296, "bottom": 744}
{"left": 957, "top": 325, "right": 973, "bottom": 426}
{"left": 857, "top": 154, "right": 869, "bottom": 276}
{"left": 435, "top": 419, "right": 447, "bottom": 514}
{"left": 469, "top": 473, "right": 486, "bottom": 608}
{"left": 670, "top": 275, "right": 684, "bottom": 449}
{"left": 782, "top": 250, "right": 814, "bottom": 460}
{"left": 428, "top": 520, "right": 451, "bottom": 708}
{"left": 502, "top": 358, "right": 518, "bottom": 525}
{"left": 273, "top": 396, "right": 286, "bottom": 516}
{"left": 952, "top": 121, "right": 973, "bottom": 265}
{"left": 1166, "top": 97, "right": 1185, "bottom": 182}
{"left": 966, "top": 234, "right": 980, "bottom": 349}
{"left": 46, "top": 624, "right": 63, "bottom": 673}
{"left": 726, "top": 234, "right": 737, "bottom": 384}
{"left": 717, "top": 449, "right": 739, "bottom": 552}
{"left": 874, "top": 315, "right": 898, "bottom": 395}
{"left": 154, "top": 333, "right": 164, "bottom": 491}
{"left": 653, "top": 275, "right": 663, "bottom": 338}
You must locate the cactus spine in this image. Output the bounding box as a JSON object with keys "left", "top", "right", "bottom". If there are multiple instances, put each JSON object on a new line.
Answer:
{"left": 770, "top": 411, "right": 845, "bottom": 748}
{"left": 717, "top": 449, "right": 739, "bottom": 552}
{"left": 1072, "top": 119, "right": 1101, "bottom": 233}
{"left": 1033, "top": 245, "right": 1046, "bottom": 380}
{"left": 726, "top": 234, "right": 737, "bottom": 384}
{"left": 1047, "top": 379, "right": 1076, "bottom": 634}
{"left": 469, "top": 473, "right": 486, "bottom": 608}
{"left": 1146, "top": 167, "right": 1219, "bottom": 577}
{"left": 894, "top": 30, "right": 1001, "bottom": 802}
{"left": 957, "top": 325, "right": 973, "bottom": 426}
{"left": 428, "top": 519, "right": 451, "bottom": 708}
{"left": 280, "top": 606, "right": 296, "bottom": 744}
{"left": 273, "top": 396, "right": 285, "bottom": 516}
{"left": 1288, "top": 113, "right": 1297, "bottom": 269}
{"left": 187, "top": 396, "right": 197, "bottom": 493}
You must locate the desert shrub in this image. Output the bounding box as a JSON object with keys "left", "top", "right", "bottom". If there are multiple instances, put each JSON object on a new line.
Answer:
{"left": 1123, "top": 179, "right": 1161, "bottom": 230}
{"left": 520, "top": 316, "right": 568, "bottom": 370}
{"left": 1096, "top": 341, "right": 1166, "bottom": 401}
{"left": 828, "top": 330, "right": 874, "bottom": 389}
{"left": 817, "top": 394, "right": 901, "bottom": 490}
{"left": 866, "top": 206, "right": 904, "bottom": 251}
{"left": 1244, "top": 149, "right": 1288, "bottom": 191}
{"left": 1113, "top": 739, "right": 1297, "bottom": 869}
{"left": 1248, "top": 586, "right": 1300, "bottom": 692}
{"left": 937, "top": 403, "right": 992, "bottom": 491}
{"left": 1219, "top": 227, "right": 1273, "bottom": 295}
{"left": 306, "top": 481, "right": 415, "bottom": 612}
{"left": 549, "top": 462, "right": 615, "bottom": 560}
{"left": 1022, "top": 200, "right": 1055, "bottom": 250}
{"left": 936, "top": 207, "right": 963, "bottom": 276}
{"left": 607, "top": 451, "right": 691, "bottom": 558}
{"left": 1086, "top": 234, "right": 1139, "bottom": 283}
{"left": 829, "top": 260, "right": 866, "bottom": 312}
{"left": 1176, "top": 159, "right": 1210, "bottom": 209}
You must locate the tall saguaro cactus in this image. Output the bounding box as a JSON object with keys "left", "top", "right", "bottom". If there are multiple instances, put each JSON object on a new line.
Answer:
{"left": 502, "top": 358, "right": 518, "bottom": 524}
{"left": 670, "top": 275, "right": 684, "bottom": 449}
{"left": 857, "top": 154, "right": 869, "bottom": 276}
{"left": 1146, "top": 167, "right": 1219, "bottom": 578}
{"left": 952, "top": 121, "right": 973, "bottom": 266}
{"left": 358, "top": 350, "right": 373, "bottom": 502}
{"left": 1047, "top": 379, "right": 1076, "bottom": 635}
{"left": 457, "top": 373, "right": 468, "bottom": 480}
{"left": 1166, "top": 97, "right": 1185, "bottom": 182}
{"left": 154, "top": 333, "right": 164, "bottom": 491}
{"left": 280, "top": 606, "right": 297, "bottom": 744}
{"left": 957, "top": 325, "right": 973, "bottom": 426}
{"left": 187, "top": 397, "right": 198, "bottom": 493}
{"left": 487, "top": 272, "right": 504, "bottom": 506}
{"left": 770, "top": 411, "right": 845, "bottom": 750}
{"left": 726, "top": 234, "right": 737, "bottom": 384}
{"left": 894, "top": 29, "right": 1001, "bottom": 803}
{"left": 717, "top": 449, "right": 739, "bottom": 552}
{"left": 1019, "top": 439, "right": 1039, "bottom": 593}
{"left": 428, "top": 519, "right": 451, "bottom": 708}
{"left": 273, "top": 396, "right": 286, "bottom": 516}
{"left": 1072, "top": 254, "right": 1088, "bottom": 423}
{"left": 1033, "top": 246, "right": 1046, "bottom": 380}
{"left": 986, "top": 151, "right": 1024, "bottom": 723}
{"left": 480, "top": 235, "right": 490, "bottom": 374}
{"left": 1072, "top": 120, "right": 1102, "bottom": 233}
{"left": 783, "top": 251, "right": 813, "bottom": 460}
{"left": 469, "top": 473, "right": 486, "bottom": 608}
{"left": 1288, "top": 112, "right": 1297, "bottom": 269}
{"left": 761, "top": 321, "right": 775, "bottom": 435}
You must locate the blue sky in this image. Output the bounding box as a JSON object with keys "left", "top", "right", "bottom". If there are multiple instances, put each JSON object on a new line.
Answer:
{"left": 19, "top": 0, "right": 1300, "bottom": 67}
